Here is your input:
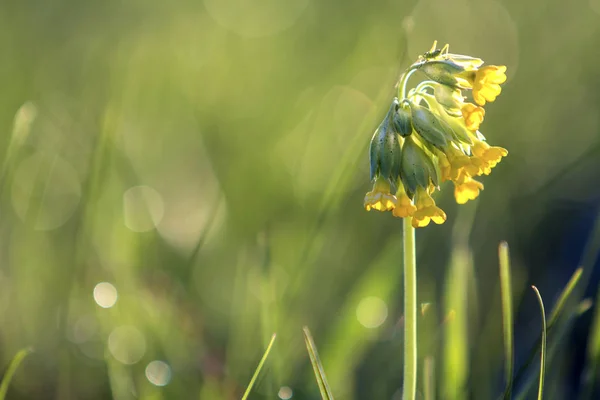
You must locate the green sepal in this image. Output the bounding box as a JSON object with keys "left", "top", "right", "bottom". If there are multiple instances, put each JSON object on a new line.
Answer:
{"left": 400, "top": 137, "right": 436, "bottom": 197}
{"left": 433, "top": 85, "right": 464, "bottom": 117}
{"left": 417, "top": 60, "right": 464, "bottom": 87}
{"left": 447, "top": 54, "right": 484, "bottom": 69}
{"left": 369, "top": 100, "right": 402, "bottom": 182}
{"left": 369, "top": 124, "right": 382, "bottom": 181}
{"left": 445, "top": 117, "right": 474, "bottom": 145}
{"left": 409, "top": 102, "right": 448, "bottom": 151}
{"left": 380, "top": 118, "right": 401, "bottom": 181}
{"left": 393, "top": 106, "right": 412, "bottom": 137}
{"left": 421, "top": 144, "right": 441, "bottom": 188}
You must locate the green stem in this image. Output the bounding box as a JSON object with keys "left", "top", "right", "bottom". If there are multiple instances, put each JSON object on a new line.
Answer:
{"left": 398, "top": 67, "right": 418, "bottom": 101}
{"left": 403, "top": 217, "right": 417, "bottom": 400}
{"left": 398, "top": 62, "right": 419, "bottom": 400}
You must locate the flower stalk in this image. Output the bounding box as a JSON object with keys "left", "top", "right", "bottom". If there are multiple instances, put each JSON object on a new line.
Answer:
{"left": 364, "top": 41, "right": 509, "bottom": 400}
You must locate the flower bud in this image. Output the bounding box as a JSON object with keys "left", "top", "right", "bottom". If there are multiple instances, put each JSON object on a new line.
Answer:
{"left": 409, "top": 102, "right": 450, "bottom": 150}
{"left": 399, "top": 136, "right": 439, "bottom": 197}
{"left": 369, "top": 103, "right": 402, "bottom": 182}
{"left": 433, "top": 85, "right": 463, "bottom": 117}
{"left": 393, "top": 105, "right": 412, "bottom": 137}
{"left": 422, "top": 95, "right": 473, "bottom": 146}
{"left": 417, "top": 60, "right": 464, "bottom": 87}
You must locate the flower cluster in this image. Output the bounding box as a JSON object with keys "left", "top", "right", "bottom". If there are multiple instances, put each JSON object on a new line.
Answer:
{"left": 364, "top": 42, "right": 508, "bottom": 228}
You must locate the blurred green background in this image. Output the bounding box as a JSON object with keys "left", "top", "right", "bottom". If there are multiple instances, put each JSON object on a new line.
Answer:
{"left": 1, "top": 0, "right": 600, "bottom": 399}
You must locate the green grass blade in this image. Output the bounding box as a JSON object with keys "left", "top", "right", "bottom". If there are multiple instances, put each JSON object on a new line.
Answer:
{"left": 531, "top": 286, "right": 546, "bottom": 400}
{"left": 303, "top": 326, "right": 335, "bottom": 400}
{"left": 0, "top": 347, "right": 33, "bottom": 400}
{"left": 499, "top": 241, "right": 514, "bottom": 399}
{"left": 548, "top": 267, "right": 583, "bottom": 327}
{"left": 442, "top": 245, "right": 471, "bottom": 400}
{"left": 423, "top": 356, "right": 435, "bottom": 400}
{"left": 241, "top": 333, "right": 277, "bottom": 400}
{"left": 581, "top": 286, "right": 600, "bottom": 399}
{"left": 512, "top": 267, "right": 583, "bottom": 393}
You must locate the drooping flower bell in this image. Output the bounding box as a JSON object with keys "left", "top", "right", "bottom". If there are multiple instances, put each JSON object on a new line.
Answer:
{"left": 363, "top": 41, "right": 508, "bottom": 227}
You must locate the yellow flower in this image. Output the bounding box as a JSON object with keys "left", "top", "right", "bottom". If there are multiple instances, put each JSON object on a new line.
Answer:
{"left": 392, "top": 184, "right": 417, "bottom": 218}
{"left": 461, "top": 103, "right": 485, "bottom": 131}
{"left": 454, "top": 175, "right": 484, "bottom": 204}
{"left": 364, "top": 177, "right": 396, "bottom": 212}
{"left": 464, "top": 157, "right": 488, "bottom": 176}
{"left": 472, "top": 139, "right": 508, "bottom": 172}
{"left": 411, "top": 187, "right": 447, "bottom": 228}
{"left": 442, "top": 145, "right": 470, "bottom": 180}
{"left": 437, "top": 153, "right": 452, "bottom": 182}
{"left": 472, "top": 65, "right": 507, "bottom": 106}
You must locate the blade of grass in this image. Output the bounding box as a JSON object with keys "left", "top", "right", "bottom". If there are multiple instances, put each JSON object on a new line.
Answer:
{"left": 548, "top": 267, "right": 583, "bottom": 327}
{"left": 580, "top": 286, "right": 600, "bottom": 399}
{"left": 514, "top": 291, "right": 591, "bottom": 400}
{"left": 0, "top": 102, "right": 36, "bottom": 198}
{"left": 531, "top": 286, "right": 547, "bottom": 400}
{"left": 512, "top": 267, "right": 583, "bottom": 390}
{"left": 303, "top": 326, "right": 334, "bottom": 400}
{"left": 241, "top": 333, "right": 277, "bottom": 400}
{"left": 443, "top": 245, "right": 471, "bottom": 400}
{"left": 0, "top": 347, "right": 33, "bottom": 400}
{"left": 423, "top": 356, "right": 435, "bottom": 400}
{"left": 499, "top": 241, "right": 514, "bottom": 400}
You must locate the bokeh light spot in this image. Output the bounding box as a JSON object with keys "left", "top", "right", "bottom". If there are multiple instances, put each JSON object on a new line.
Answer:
{"left": 145, "top": 360, "right": 172, "bottom": 386}
{"left": 278, "top": 386, "right": 293, "bottom": 399}
{"left": 123, "top": 186, "right": 164, "bottom": 232}
{"left": 356, "top": 296, "right": 388, "bottom": 329}
{"left": 93, "top": 282, "right": 118, "bottom": 308}
{"left": 108, "top": 326, "right": 146, "bottom": 365}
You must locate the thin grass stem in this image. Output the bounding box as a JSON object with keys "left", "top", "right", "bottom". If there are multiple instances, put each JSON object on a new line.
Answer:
{"left": 241, "top": 333, "right": 276, "bottom": 400}
{"left": 499, "top": 241, "right": 514, "bottom": 399}
{"left": 530, "top": 286, "right": 546, "bottom": 400}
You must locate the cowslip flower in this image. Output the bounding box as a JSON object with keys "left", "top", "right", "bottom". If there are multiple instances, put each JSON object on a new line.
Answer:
{"left": 453, "top": 173, "right": 485, "bottom": 205}
{"left": 472, "top": 66, "right": 508, "bottom": 106}
{"left": 364, "top": 177, "right": 396, "bottom": 211}
{"left": 393, "top": 184, "right": 417, "bottom": 218}
{"left": 461, "top": 103, "right": 485, "bottom": 131}
{"left": 411, "top": 187, "right": 447, "bottom": 228}
{"left": 364, "top": 41, "right": 508, "bottom": 227}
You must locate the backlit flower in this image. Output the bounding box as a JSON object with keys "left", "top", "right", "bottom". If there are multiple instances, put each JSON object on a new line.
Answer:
{"left": 364, "top": 42, "right": 508, "bottom": 227}
{"left": 472, "top": 65, "right": 507, "bottom": 106}
{"left": 454, "top": 175, "right": 484, "bottom": 204}
{"left": 393, "top": 184, "right": 417, "bottom": 218}
{"left": 364, "top": 177, "right": 396, "bottom": 212}
{"left": 411, "top": 187, "right": 447, "bottom": 228}
{"left": 461, "top": 103, "right": 485, "bottom": 131}
{"left": 472, "top": 139, "right": 508, "bottom": 173}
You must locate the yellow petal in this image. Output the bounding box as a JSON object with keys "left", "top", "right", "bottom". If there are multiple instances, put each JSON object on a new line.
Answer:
{"left": 364, "top": 179, "right": 396, "bottom": 212}
{"left": 454, "top": 179, "right": 484, "bottom": 204}
{"left": 412, "top": 216, "right": 431, "bottom": 228}
{"left": 461, "top": 103, "right": 485, "bottom": 131}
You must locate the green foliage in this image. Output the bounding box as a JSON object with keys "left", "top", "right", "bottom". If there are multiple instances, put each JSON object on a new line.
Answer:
{"left": 531, "top": 286, "right": 547, "bottom": 400}
{"left": 499, "top": 242, "right": 514, "bottom": 399}
{"left": 303, "top": 327, "right": 334, "bottom": 400}
{"left": 242, "top": 334, "right": 277, "bottom": 400}
{"left": 0, "top": 348, "right": 33, "bottom": 400}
